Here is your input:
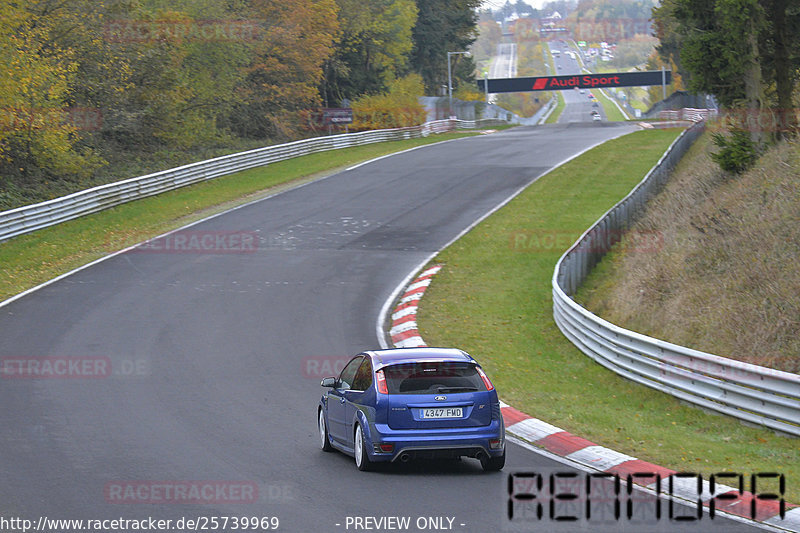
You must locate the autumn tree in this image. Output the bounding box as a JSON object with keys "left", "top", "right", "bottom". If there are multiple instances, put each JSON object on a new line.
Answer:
{"left": 102, "top": 0, "right": 255, "bottom": 148}
{"left": 0, "top": 0, "right": 102, "bottom": 182}
{"left": 225, "top": 0, "right": 339, "bottom": 139}
{"left": 0, "top": 0, "right": 442, "bottom": 211}
{"left": 350, "top": 73, "right": 426, "bottom": 130}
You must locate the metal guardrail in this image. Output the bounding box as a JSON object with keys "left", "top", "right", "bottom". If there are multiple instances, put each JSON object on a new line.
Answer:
{"left": 0, "top": 119, "right": 508, "bottom": 243}
{"left": 552, "top": 121, "right": 800, "bottom": 436}
{"left": 658, "top": 108, "right": 718, "bottom": 122}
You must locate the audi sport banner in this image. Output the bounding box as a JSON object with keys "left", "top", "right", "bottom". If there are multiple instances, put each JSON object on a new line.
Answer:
{"left": 476, "top": 71, "right": 671, "bottom": 93}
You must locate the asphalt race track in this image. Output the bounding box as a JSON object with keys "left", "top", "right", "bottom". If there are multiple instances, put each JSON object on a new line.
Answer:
{"left": 490, "top": 43, "right": 517, "bottom": 79}
{"left": 549, "top": 42, "right": 609, "bottom": 124}
{"left": 0, "top": 125, "right": 762, "bottom": 532}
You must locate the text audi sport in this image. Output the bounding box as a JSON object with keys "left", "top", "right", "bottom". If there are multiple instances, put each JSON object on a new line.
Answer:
{"left": 317, "top": 347, "right": 505, "bottom": 471}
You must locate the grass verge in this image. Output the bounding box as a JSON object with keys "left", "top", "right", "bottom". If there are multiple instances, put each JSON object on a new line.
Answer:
{"left": 595, "top": 88, "right": 628, "bottom": 121}
{"left": 545, "top": 92, "right": 565, "bottom": 124}
{"left": 576, "top": 132, "right": 800, "bottom": 373}
{"left": 416, "top": 128, "right": 800, "bottom": 502}
{"left": 0, "top": 132, "right": 479, "bottom": 302}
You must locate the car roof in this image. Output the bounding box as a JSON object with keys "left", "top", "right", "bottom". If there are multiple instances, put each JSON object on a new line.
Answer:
{"left": 363, "top": 347, "right": 475, "bottom": 369}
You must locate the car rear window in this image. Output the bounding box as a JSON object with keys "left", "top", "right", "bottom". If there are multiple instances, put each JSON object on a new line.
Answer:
{"left": 382, "top": 362, "right": 486, "bottom": 394}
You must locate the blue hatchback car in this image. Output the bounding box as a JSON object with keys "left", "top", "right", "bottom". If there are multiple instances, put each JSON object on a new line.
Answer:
{"left": 317, "top": 347, "right": 505, "bottom": 471}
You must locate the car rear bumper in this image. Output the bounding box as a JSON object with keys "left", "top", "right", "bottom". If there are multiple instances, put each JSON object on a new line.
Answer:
{"left": 368, "top": 421, "right": 504, "bottom": 462}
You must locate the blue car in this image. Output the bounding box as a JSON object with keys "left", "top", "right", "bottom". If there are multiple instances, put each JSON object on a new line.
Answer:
{"left": 317, "top": 347, "right": 505, "bottom": 471}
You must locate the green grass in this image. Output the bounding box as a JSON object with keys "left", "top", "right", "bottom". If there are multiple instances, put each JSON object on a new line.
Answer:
{"left": 541, "top": 45, "right": 564, "bottom": 124}
{"left": 545, "top": 92, "right": 565, "bottom": 124}
{"left": 626, "top": 87, "right": 651, "bottom": 113}
{"left": 0, "top": 132, "right": 479, "bottom": 302}
{"left": 595, "top": 88, "right": 629, "bottom": 121}
{"left": 416, "top": 128, "right": 800, "bottom": 502}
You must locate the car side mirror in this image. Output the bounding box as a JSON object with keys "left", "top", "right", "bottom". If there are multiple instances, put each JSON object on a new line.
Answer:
{"left": 320, "top": 377, "right": 336, "bottom": 388}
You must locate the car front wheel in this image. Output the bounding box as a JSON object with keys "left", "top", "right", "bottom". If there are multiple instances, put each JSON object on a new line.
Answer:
{"left": 354, "top": 424, "right": 373, "bottom": 471}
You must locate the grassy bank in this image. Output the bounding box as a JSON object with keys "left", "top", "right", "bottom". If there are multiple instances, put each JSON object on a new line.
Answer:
{"left": 0, "top": 132, "right": 478, "bottom": 302}
{"left": 576, "top": 132, "right": 800, "bottom": 374}
{"left": 545, "top": 92, "right": 565, "bottom": 124}
{"left": 416, "top": 128, "right": 800, "bottom": 501}
{"left": 596, "top": 88, "right": 629, "bottom": 121}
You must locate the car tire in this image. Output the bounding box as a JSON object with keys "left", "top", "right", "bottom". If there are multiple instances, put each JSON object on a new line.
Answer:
{"left": 354, "top": 424, "right": 373, "bottom": 471}
{"left": 318, "top": 409, "right": 332, "bottom": 452}
{"left": 480, "top": 446, "right": 506, "bottom": 472}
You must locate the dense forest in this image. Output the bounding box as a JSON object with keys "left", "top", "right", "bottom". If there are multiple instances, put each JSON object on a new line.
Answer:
{"left": 0, "top": 0, "right": 480, "bottom": 210}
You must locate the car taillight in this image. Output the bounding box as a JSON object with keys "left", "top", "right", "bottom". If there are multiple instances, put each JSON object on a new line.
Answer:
{"left": 476, "top": 367, "right": 494, "bottom": 391}
{"left": 376, "top": 369, "right": 388, "bottom": 394}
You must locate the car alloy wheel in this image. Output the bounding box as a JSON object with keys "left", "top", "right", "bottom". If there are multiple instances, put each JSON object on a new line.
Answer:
{"left": 319, "top": 409, "right": 332, "bottom": 452}
{"left": 354, "top": 424, "right": 373, "bottom": 471}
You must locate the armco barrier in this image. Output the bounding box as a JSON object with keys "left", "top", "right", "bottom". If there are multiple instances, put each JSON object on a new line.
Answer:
{"left": 552, "top": 121, "right": 800, "bottom": 436}
{"left": 0, "top": 119, "right": 507, "bottom": 243}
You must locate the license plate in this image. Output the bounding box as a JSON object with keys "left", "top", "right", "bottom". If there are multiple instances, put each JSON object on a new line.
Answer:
{"left": 421, "top": 407, "right": 463, "bottom": 419}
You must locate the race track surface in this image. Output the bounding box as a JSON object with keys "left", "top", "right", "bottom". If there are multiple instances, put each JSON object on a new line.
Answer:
{"left": 0, "top": 125, "right": 760, "bottom": 532}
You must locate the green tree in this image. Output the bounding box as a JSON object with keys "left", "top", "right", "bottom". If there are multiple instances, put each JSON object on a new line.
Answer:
{"left": 410, "top": 0, "right": 481, "bottom": 94}
{"left": 759, "top": 0, "right": 800, "bottom": 134}
{"left": 653, "top": 0, "right": 800, "bottom": 140}
{"left": 225, "top": 0, "right": 339, "bottom": 139}
{"left": 102, "top": 1, "right": 253, "bottom": 149}
{"left": 321, "top": 0, "right": 417, "bottom": 106}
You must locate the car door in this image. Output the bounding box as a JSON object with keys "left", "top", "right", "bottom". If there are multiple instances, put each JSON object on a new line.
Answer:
{"left": 342, "top": 357, "right": 374, "bottom": 447}
{"left": 326, "top": 356, "right": 362, "bottom": 444}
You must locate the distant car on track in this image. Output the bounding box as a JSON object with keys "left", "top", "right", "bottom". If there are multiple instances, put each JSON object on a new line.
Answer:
{"left": 317, "top": 347, "right": 505, "bottom": 472}
{"left": 593, "top": 114, "right": 602, "bottom": 121}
